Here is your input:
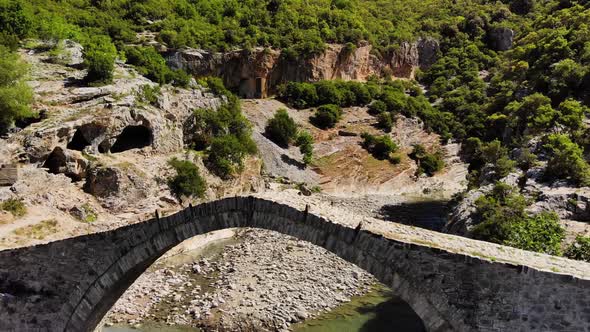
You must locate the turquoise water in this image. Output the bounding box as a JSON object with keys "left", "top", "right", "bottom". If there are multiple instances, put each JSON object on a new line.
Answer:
{"left": 293, "top": 285, "right": 425, "bottom": 332}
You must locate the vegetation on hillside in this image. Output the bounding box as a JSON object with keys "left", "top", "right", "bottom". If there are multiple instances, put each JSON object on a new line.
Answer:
{"left": 167, "top": 158, "right": 207, "bottom": 199}
{"left": 0, "top": 45, "right": 33, "bottom": 132}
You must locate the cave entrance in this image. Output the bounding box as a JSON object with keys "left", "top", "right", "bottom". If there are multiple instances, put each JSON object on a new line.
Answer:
{"left": 67, "top": 129, "right": 91, "bottom": 151}
{"left": 42, "top": 147, "right": 83, "bottom": 182}
{"left": 110, "top": 126, "right": 152, "bottom": 153}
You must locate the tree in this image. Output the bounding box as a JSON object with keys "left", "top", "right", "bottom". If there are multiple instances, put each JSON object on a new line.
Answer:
{"left": 83, "top": 36, "right": 117, "bottom": 84}
{"left": 377, "top": 112, "right": 394, "bottom": 132}
{"left": 410, "top": 144, "right": 445, "bottom": 176}
{"left": 167, "top": 158, "right": 207, "bottom": 199}
{"left": 472, "top": 182, "right": 565, "bottom": 255}
{"left": 368, "top": 100, "right": 387, "bottom": 115}
{"left": 295, "top": 131, "right": 314, "bottom": 165}
{"left": 544, "top": 134, "right": 590, "bottom": 186}
{"left": 208, "top": 135, "right": 249, "bottom": 178}
{"left": 265, "top": 108, "right": 297, "bottom": 147}
{"left": 361, "top": 132, "right": 398, "bottom": 160}
{"left": 311, "top": 104, "right": 342, "bottom": 129}
{"left": 0, "top": 46, "right": 33, "bottom": 132}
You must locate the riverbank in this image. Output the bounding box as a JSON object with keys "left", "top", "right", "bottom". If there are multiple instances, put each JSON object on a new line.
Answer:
{"left": 103, "top": 228, "right": 375, "bottom": 331}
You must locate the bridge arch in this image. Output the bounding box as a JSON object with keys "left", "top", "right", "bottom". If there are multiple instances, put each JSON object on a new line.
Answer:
{"left": 63, "top": 197, "right": 453, "bottom": 332}
{"left": 1, "top": 197, "right": 589, "bottom": 332}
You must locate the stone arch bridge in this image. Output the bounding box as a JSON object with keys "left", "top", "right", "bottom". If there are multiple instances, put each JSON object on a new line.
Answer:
{"left": 0, "top": 197, "right": 589, "bottom": 332}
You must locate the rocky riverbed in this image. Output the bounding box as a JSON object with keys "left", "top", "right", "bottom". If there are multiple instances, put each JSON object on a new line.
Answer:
{"left": 103, "top": 229, "right": 375, "bottom": 331}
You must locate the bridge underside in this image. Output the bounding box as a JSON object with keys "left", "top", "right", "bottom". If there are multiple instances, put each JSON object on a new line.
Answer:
{"left": 0, "top": 197, "right": 588, "bottom": 332}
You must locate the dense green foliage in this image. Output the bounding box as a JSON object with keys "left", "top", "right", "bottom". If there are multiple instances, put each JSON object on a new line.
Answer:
{"left": 565, "top": 236, "right": 590, "bottom": 262}
{"left": 265, "top": 108, "right": 298, "bottom": 147}
{"left": 167, "top": 158, "right": 207, "bottom": 199}
{"left": 409, "top": 144, "right": 445, "bottom": 176}
{"left": 472, "top": 183, "right": 565, "bottom": 255}
{"left": 191, "top": 78, "right": 257, "bottom": 178}
{"left": 361, "top": 132, "right": 399, "bottom": 161}
{"left": 83, "top": 35, "right": 117, "bottom": 84}
{"left": 124, "top": 46, "right": 190, "bottom": 86}
{"left": 0, "top": 45, "right": 33, "bottom": 132}
{"left": 311, "top": 104, "right": 342, "bottom": 129}
{"left": 295, "top": 131, "right": 314, "bottom": 165}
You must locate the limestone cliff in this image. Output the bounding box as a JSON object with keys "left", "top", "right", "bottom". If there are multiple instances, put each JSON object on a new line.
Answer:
{"left": 166, "top": 39, "right": 439, "bottom": 98}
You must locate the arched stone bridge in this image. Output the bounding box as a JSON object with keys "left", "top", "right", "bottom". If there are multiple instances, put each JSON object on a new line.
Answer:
{"left": 0, "top": 197, "right": 589, "bottom": 332}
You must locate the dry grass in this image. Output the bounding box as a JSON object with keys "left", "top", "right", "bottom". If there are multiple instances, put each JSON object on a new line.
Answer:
{"left": 13, "top": 219, "right": 59, "bottom": 240}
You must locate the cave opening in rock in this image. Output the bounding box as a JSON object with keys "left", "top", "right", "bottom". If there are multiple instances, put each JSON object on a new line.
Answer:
{"left": 67, "top": 129, "right": 91, "bottom": 151}
{"left": 42, "top": 147, "right": 83, "bottom": 182}
{"left": 110, "top": 126, "right": 152, "bottom": 153}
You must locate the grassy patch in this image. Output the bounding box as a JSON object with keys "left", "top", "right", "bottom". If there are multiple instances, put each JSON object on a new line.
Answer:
{"left": 1, "top": 198, "right": 27, "bottom": 217}
{"left": 13, "top": 219, "right": 58, "bottom": 240}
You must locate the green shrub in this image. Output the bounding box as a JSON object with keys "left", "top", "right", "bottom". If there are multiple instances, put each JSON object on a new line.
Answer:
{"left": 1, "top": 198, "right": 26, "bottom": 217}
{"left": 377, "top": 112, "right": 394, "bottom": 132}
{"left": 361, "top": 132, "right": 399, "bottom": 160}
{"left": 0, "top": 45, "right": 33, "bottom": 132}
{"left": 83, "top": 36, "right": 116, "bottom": 84}
{"left": 208, "top": 135, "right": 252, "bottom": 179}
{"left": 136, "top": 84, "right": 161, "bottom": 106}
{"left": 472, "top": 182, "right": 565, "bottom": 255}
{"left": 410, "top": 145, "right": 445, "bottom": 176}
{"left": 125, "top": 46, "right": 191, "bottom": 86}
{"left": 368, "top": 100, "right": 387, "bottom": 115}
{"left": 167, "top": 158, "right": 206, "bottom": 199}
{"left": 565, "top": 236, "right": 590, "bottom": 262}
{"left": 265, "top": 108, "right": 298, "bottom": 147}
{"left": 278, "top": 82, "right": 318, "bottom": 109}
{"left": 295, "top": 131, "right": 314, "bottom": 165}
{"left": 311, "top": 104, "right": 342, "bottom": 129}
{"left": 544, "top": 134, "right": 590, "bottom": 186}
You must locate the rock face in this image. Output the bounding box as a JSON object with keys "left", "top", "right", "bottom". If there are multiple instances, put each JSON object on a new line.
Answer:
{"left": 166, "top": 39, "right": 439, "bottom": 98}
{"left": 488, "top": 27, "right": 514, "bottom": 51}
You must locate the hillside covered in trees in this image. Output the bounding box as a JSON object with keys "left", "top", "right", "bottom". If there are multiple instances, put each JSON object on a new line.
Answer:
{"left": 2, "top": 0, "right": 590, "bottom": 260}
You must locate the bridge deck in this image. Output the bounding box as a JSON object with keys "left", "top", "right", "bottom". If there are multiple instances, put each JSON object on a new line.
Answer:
{"left": 254, "top": 191, "right": 590, "bottom": 280}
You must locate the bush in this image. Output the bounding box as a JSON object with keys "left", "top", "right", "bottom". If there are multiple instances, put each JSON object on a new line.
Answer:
{"left": 295, "top": 131, "right": 314, "bottom": 165}
{"left": 83, "top": 36, "right": 116, "bottom": 84}
{"left": 278, "top": 82, "right": 318, "bottom": 109}
{"left": 361, "top": 132, "right": 398, "bottom": 160}
{"left": 167, "top": 158, "right": 206, "bottom": 199}
{"left": 544, "top": 134, "right": 590, "bottom": 186}
{"left": 472, "top": 182, "right": 565, "bottom": 255}
{"left": 377, "top": 112, "right": 394, "bottom": 132}
{"left": 565, "top": 236, "right": 590, "bottom": 262}
{"left": 137, "top": 84, "right": 161, "bottom": 106}
{"left": 265, "top": 109, "right": 298, "bottom": 147}
{"left": 311, "top": 104, "right": 342, "bottom": 129}
{"left": 208, "top": 135, "right": 250, "bottom": 179}
{"left": 0, "top": 45, "right": 33, "bottom": 132}
{"left": 410, "top": 144, "right": 445, "bottom": 176}
{"left": 368, "top": 100, "right": 387, "bottom": 115}
{"left": 125, "top": 46, "right": 191, "bottom": 86}
{"left": 1, "top": 198, "right": 26, "bottom": 217}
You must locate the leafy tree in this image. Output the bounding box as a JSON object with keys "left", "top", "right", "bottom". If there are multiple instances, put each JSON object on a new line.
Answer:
{"left": 265, "top": 108, "right": 297, "bottom": 147}
{"left": 0, "top": 45, "right": 33, "bottom": 132}
{"left": 167, "top": 158, "right": 207, "bottom": 199}
{"left": 0, "top": 0, "right": 31, "bottom": 39}
{"left": 361, "top": 132, "right": 399, "bottom": 160}
{"left": 368, "top": 100, "right": 387, "bottom": 115}
{"left": 208, "top": 135, "right": 249, "bottom": 179}
{"left": 377, "top": 112, "right": 394, "bottom": 132}
{"left": 311, "top": 104, "right": 342, "bottom": 129}
{"left": 410, "top": 144, "right": 445, "bottom": 176}
{"left": 83, "top": 35, "right": 116, "bottom": 85}
{"left": 544, "top": 134, "right": 590, "bottom": 186}
{"left": 472, "top": 182, "right": 565, "bottom": 255}
{"left": 295, "top": 131, "right": 314, "bottom": 165}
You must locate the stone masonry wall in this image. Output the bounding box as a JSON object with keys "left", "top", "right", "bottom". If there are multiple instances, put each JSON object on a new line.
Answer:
{"left": 0, "top": 197, "right": 588, "bottom": 332}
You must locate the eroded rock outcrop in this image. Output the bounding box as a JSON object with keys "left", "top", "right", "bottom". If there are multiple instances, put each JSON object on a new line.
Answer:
{"left": 166, "top": 39, "right": 439, "bottom": 98}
